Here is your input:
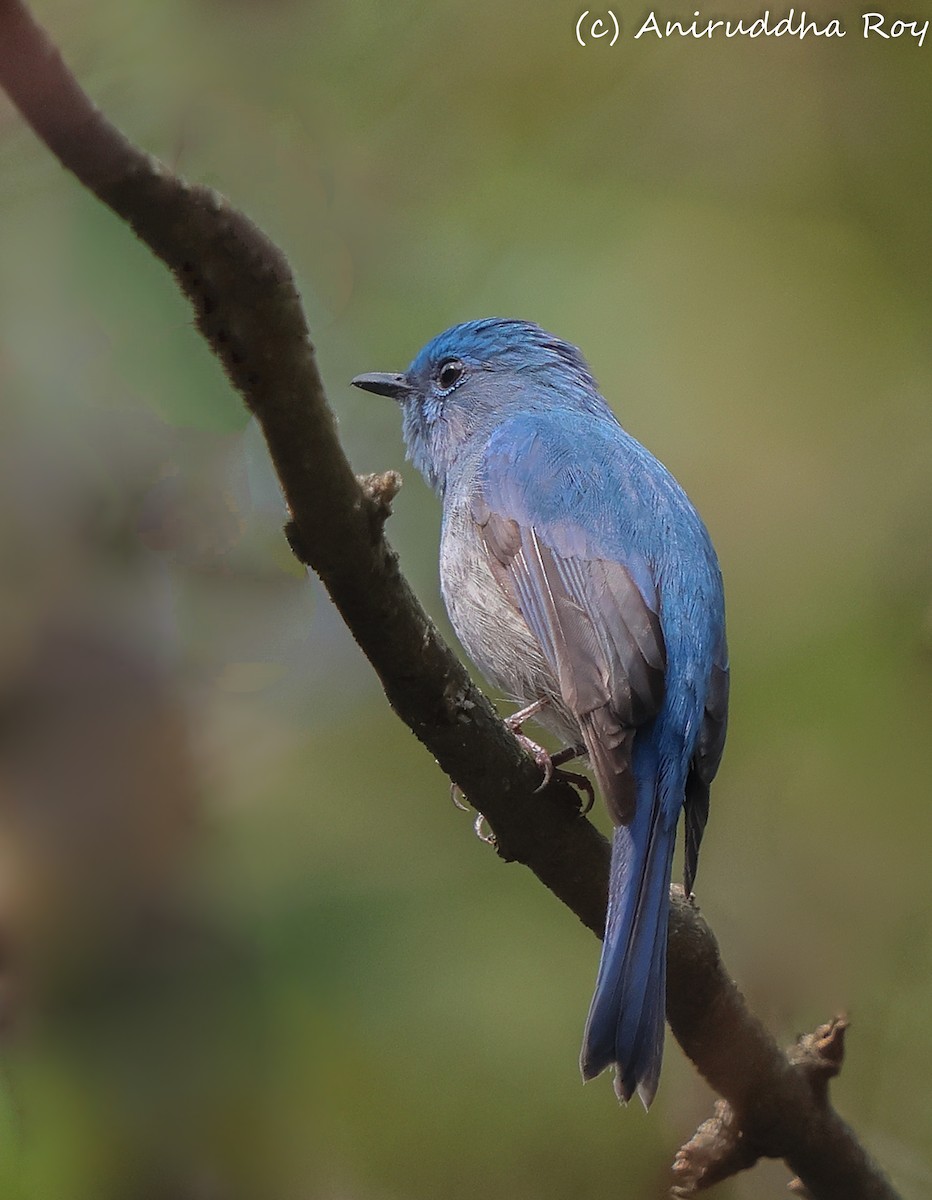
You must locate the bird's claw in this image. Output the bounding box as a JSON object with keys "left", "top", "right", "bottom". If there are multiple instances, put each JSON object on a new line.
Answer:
{"left": 449, "top": 783, "right": 496, "bottom": 845}
{"left": 449, "top": 781, "right": 470, "bottom": 812}
{"left": 547, "top": 743, "right": 593, "bottom": 812}
{"left": 474, "top": 813, "right": 496, "bottom": 845}
{"left": 516, "top": 737, "right": 596, "bottom": 815}
{"left": 556, "top": 769, "right": 596, "bottom": 815}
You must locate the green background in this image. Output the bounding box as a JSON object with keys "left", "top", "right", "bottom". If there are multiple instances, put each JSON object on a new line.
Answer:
{"left": 0, "top": 2, "right": 930, "bottom": 1197}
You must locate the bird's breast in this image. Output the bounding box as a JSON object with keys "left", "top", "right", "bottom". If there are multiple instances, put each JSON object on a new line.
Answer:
{"left": 439, "top": 504, "right": 581, "bottom": 745}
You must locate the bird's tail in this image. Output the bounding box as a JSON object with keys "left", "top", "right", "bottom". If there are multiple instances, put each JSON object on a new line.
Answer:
{"left": 579, "top": 777, "right": 675, "bottom": 1107}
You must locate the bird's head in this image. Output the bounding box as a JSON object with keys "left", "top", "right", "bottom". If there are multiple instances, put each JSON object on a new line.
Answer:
{"left": 352, "top": 318, "right": 607, "bottom": 494}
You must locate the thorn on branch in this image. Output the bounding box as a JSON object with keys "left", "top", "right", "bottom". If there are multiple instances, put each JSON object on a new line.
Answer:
{"left": 284, "top": 470, "right": 402, "bottom": 565}
{"left": 357, "top": 470, "right": 402, "bottom": 537}
{"left": 789, "top": 1015, "right": 848, "bottom": 1095}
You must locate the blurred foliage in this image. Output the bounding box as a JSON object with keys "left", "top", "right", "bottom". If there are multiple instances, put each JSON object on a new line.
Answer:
{"left": 0, "top": 1, "right": 930, "bottom": 1197}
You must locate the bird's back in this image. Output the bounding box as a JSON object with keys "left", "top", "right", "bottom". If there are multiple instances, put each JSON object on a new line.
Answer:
{"left": 440, "top": 404, "right": 724, "bottom": 769}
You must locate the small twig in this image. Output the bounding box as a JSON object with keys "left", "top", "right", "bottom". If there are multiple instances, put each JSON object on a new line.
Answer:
{"left": 672, "top": 1100, "right": 759, "bottom": 1196}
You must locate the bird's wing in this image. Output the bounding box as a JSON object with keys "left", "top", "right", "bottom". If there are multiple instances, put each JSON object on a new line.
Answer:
{"left": 472, "top": 417, "right": 666, "bottom": 825}
{"left": 683, "top": 651, "right": 729, "bottom": 893}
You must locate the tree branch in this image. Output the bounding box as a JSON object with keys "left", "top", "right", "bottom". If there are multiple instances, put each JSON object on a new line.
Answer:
{"left": 0, "top": 3, "right": 900, "bottom": 1195}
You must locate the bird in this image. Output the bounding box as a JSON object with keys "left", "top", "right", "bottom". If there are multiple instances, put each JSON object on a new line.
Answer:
{"left": 352, "top": 318, "right": 728, "bottom": 1107}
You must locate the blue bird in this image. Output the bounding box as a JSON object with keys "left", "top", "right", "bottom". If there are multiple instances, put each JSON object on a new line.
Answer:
{"left": 352, "top": 319, "right": 728, "bottom": 1106}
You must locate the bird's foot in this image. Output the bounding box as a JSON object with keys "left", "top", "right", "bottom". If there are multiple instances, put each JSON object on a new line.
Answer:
{"left": 512, "top": 730, "right": 557, "bottom": 791}
{"left": 505, "top": 699, "right": 555, "bottom": 791}
{"left": 507, "top": 719, "right": 595, "bottom": 816}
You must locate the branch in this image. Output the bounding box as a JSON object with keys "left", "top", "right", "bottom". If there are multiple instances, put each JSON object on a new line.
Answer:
{"left": 0, "top": 4, "right": 900, "bottom": 1196}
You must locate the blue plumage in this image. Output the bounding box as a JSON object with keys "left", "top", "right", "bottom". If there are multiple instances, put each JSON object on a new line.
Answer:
{"left": 352, "top": 318, "right": 728, "bottom": 1106}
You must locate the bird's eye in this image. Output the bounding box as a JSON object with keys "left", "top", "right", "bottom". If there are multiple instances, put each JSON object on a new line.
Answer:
{"left": 437, "top": 359, "right": 465, "bottom": 391}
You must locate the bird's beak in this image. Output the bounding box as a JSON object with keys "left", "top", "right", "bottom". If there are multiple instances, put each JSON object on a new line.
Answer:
{"left": 350, "top": 372, "right": 412, "bottom": 400}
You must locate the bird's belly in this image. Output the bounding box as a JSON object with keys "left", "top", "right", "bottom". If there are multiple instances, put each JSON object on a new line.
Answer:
{"left": 439, "top": 510, "right": 581, "bottom": 746}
